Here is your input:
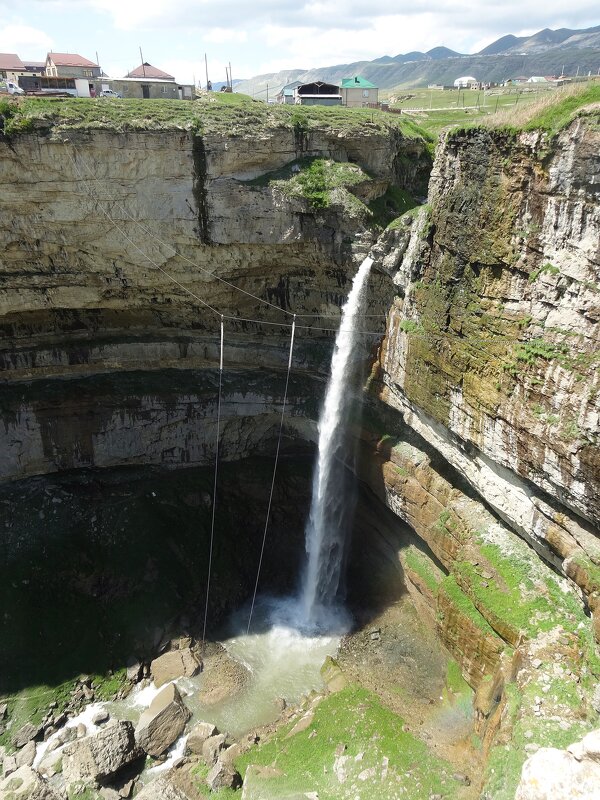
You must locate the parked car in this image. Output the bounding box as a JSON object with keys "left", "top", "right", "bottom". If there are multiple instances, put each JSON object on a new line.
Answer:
{"left": 0, "top": 80, "right": 25, "bottom": 96}
{"left": 99, "top": 89, "right": 122, "bottom": 98}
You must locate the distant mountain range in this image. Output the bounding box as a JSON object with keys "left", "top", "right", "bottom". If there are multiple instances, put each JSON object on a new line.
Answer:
{"left": 235, "top": 24, "right": 600, "bottom": 98}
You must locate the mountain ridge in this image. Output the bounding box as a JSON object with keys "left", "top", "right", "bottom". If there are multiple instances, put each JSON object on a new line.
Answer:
{"left": 234, "top": 24, "right": 600, "bottom": 97}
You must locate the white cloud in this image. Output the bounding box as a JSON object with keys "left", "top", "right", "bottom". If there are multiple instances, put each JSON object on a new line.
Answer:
{"left": 89, "top": 0, "right": 170, "bottom": 29}
{"left": 0, "top": 23, "right": 53, "bottom": 55}
{"left": 204, "top": 28, "right": 248, "bottom": 44}
{"left": 2, "top": 0, "right": 599, "bottom": 80}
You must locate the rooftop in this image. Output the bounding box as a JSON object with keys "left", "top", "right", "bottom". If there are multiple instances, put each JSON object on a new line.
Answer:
{"left": 126, "top": 63, "right": 175, "bottom": 80}
{"left": 0, "top": 53, "right": 25, "bottom": 71}
{"left": 47, "top": 52, "right": 99, "bottom": 68}
{"left": 340, "top": 76, "right": 377, "bottom": 89}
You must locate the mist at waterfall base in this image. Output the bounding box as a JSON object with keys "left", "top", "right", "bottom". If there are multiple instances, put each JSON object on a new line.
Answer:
{"left": 212, "top": 257, "right": 373, "bottom": 725}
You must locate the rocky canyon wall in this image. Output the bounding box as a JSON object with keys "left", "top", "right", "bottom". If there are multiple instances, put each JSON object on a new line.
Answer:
{"left": 358, "top": 110, "right": 600, "bottom": 797}
{"left": 0, "top": 123, "right": 428, "bottom": 481}
{"left": 371, "top": 113, "right": 599, "bottom": 603}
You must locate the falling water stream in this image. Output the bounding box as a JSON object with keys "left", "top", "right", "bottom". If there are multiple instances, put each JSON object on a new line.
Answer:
{"left": 300, "top": 255, "right": 373, "bottom": 625}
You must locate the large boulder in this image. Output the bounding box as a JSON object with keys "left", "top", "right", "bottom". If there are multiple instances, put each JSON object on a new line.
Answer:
{"left": 150, "top": 649, "right": 201, "bottom": 688}
{"left": 201, "top": 734, "right": 226, "bottom": 766}
{"left": 62, "top": 720, "right": 142, "bottom": 785}
{"left": 206, "top": 760, "right": 242, "bottom": 791}
{"left": 12, "top": 723, "right": 42, "bottom": 749}
{"left": 135, "top": 683, "right": 191, "bottom": 757}
{"left": 186, "top": 722, "right": 217, "bottom": 755}
{"left": 134, "top": 767, "right": 200, "bottom": 800}
{"left": 134, "top": 776, "right": 188, "bottom": 800}
{"left": 515, "top": 743, "right": 600, "bottom": 799}
{"left": 0, "top": 765, "right": 62, "bottom": 800}
{"left": 15, "top": 741, "right": 36, "bottom": 768}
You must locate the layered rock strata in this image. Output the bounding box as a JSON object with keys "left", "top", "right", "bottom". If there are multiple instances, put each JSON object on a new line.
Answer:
{"left": 362, "top": 110, "right": 600, "bottom": 798}
{"left": 0, "top": 124, "right": 426, "bottom": 481}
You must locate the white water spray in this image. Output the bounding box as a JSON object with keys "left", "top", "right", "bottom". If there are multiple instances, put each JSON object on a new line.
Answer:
{"left": 301, "top": 255, "right": 373, "bottom": 624}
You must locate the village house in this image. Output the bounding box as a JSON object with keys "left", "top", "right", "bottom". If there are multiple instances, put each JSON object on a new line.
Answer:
{"left": 103, "top": 64, "right": 193, "bottom": 99}
{"left": 294, "top": 81, "right": 341, "bottom": 106}
{"left": 0, "top": 53, "right": 44, "bottom": 83}
{"left": 339, "top": 76, "right": 379, "bottom": 107}
{"left": 276, "top": 80, "right": 303, "bottom": 104}
{"left": 45, "top": 52, "right": 101, "bottom": 79}
{"left": 43, "top": 53, "right": 102, "bottom": 97}
{"left": 126, "top": 62, "right": 175, "bottom": 81}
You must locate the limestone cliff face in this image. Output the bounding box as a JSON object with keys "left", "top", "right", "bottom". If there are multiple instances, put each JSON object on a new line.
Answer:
{"left": 374, "top": 116, "right": 600, "bottom": 600}
{"left": 0, "top": 124, "right": 427, "bottom": 480}
{"left": 359, "top": 114, "right": 600, "bottom": 797}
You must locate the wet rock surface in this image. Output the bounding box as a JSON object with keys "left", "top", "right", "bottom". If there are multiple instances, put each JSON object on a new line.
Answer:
{"left": 150, "top": 648, "right": 202, "bottom": 689}
{"left": 135, "top": 684, "right": 191, "bottom": 758}
{"left": 196, "top": 644, "right": 251, "bottom": 707}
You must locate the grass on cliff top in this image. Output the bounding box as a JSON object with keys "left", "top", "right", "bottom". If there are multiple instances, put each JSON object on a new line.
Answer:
{"left": 479, "top": 80, "right": 600, "bottom": 135}
{"left": 393, "top": 80, "right": 599, "bottom": 137}
{"left": 0, "top": 91, "right": 430, "bottom": 140}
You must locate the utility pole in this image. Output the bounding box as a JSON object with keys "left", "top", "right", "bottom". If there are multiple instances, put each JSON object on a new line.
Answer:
{"left": 139, "top": 47, "right": 146, "bottom": 76}
{"left": 204, "top": 53, "right": 209, "bottom": 90}
{"left": 229, "top": 61, "right": 233, "bottom": 90}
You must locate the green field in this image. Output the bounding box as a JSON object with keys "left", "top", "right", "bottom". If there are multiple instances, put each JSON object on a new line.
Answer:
{"left": 381, "top": 79, "right": 598, "bottom": 135}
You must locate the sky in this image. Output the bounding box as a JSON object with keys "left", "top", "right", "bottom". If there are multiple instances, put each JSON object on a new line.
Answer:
{"left": 0, "top": 1, "right": 598, "bottom": 85}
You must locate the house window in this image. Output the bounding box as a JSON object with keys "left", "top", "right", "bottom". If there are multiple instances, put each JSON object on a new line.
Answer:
{"left": 362, "top": 89, "right": 369, "bottom": 97}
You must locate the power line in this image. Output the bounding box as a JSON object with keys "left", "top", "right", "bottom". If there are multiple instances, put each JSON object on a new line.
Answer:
{"left": 201, "top": 315, "right": 224, "bottom": 654}
{"left": 246, "top": 316, "right": 296, "bottom": 635}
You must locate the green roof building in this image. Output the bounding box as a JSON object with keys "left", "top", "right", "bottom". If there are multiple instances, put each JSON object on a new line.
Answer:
{"left": 339, "top": 75, "right": 379, "bottom": 107}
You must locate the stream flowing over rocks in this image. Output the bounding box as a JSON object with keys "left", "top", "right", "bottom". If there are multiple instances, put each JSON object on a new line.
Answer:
{"left": 0, "top": 97, "right": 599, "bottom": 800}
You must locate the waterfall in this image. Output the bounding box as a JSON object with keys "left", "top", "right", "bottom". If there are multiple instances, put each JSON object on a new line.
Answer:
{"left": 300, "top": 255, "right": 373, "bottom": 625}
